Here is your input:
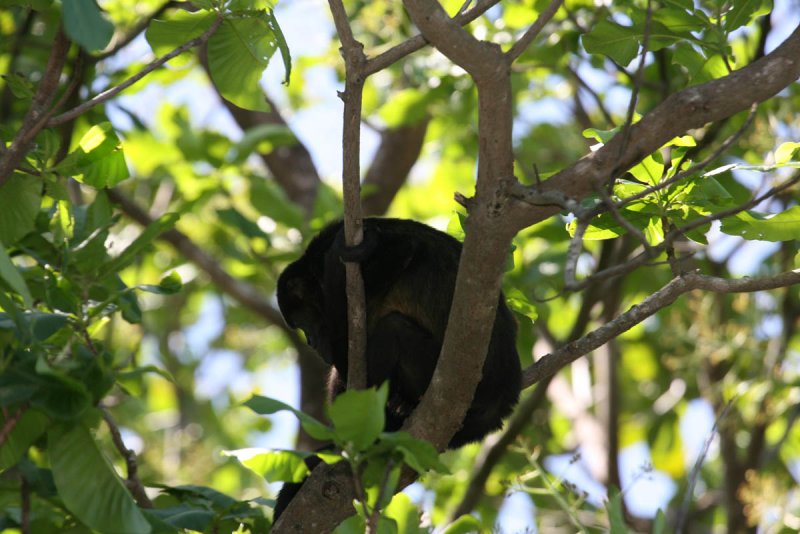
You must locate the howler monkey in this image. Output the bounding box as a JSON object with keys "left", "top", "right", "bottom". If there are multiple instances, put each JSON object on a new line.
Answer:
{"left": 273, "top": 218, "right": 521, "bottom": 518}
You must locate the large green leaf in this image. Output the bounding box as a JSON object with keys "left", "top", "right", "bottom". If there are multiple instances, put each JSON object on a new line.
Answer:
{"left": 146, "top": 10, "right": 216, "bottom": 60}
{"left": 49, "top": 424, "right": 151, "bottom": 534}
{"left": 376, "top": 432, "right": 448, "bottom": 474}
{"left": 0, "top": 409, "right": 48, "bottom": 471}
{"left": 0, "top": 173, "right": 41, "bottom": 246}
{"left": 244, "top": 395, "right": 333, "bottom": 441}
{"left": 582, "top": 20, "right": 640, "bottom": 65}
{"left": 720, "top": 207, "right": 800, "bottom": 241}
{"left": 328, "top": 385, "right": 387, "bottom": 452}
{"left": 0, "top": 244, "right": 33, "bottom": 307}
{"left": 223, "top": 448, "right": 313, "bottom": 482}
{"left": 63, "top": 0, "right": 114, "bottom": 51}
{"left": 54, "top": 123, "right": 129, "bottom": 188}
{"left": 207, "top": 15, "right": 276, "bottom": 111}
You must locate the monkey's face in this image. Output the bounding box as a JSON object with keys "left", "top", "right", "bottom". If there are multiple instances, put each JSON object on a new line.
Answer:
{"left": 276, "top": 261, "right": 333, "bottom": 364}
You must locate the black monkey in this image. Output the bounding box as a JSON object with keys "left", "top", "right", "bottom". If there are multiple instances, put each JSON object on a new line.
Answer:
{"left": 273, "top": 218, "right": 521, "bottom": 518}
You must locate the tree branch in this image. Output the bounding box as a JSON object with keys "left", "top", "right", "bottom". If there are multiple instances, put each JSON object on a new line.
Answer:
{"left": 506, "top": 0, "right": 563, "bottom": 62}
{"left": 508, "top": 22, "right": 800, "bottom": 230}
{"left": 0, "top": 29, "right": 69, "bottom": 186}
{"left": 327, "top": 0, "right": 369, "bottom": 391}
{"left": 47, "top": 15, "right": 223, "bottom": 128}
{"left": 522, "top": 269, "right": 800, "bottom": 388}
{"left": 365, "top": 0, "right": 500, "bottom": 75}
{"left": 402, "top": 0, "right": 516, "bottom": 451}
{"left": 101, "top": 407, "right": 153, "bottom": 508}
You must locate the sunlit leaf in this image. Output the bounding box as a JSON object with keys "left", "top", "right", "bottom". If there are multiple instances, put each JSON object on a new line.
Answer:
{"left": 720, "top": 207, "right": 800, "bottom": 241}
{"left": 207, "top": 15, "right": 276, "bottom": 111}
{"left": 244, "top": 395, "right": 333, "bottom": 441}
{"left": 223, "top": 448, "right": 314, "bottom": 482}
{"left": 328, "top": 385, "right": 387, "bottom": 452}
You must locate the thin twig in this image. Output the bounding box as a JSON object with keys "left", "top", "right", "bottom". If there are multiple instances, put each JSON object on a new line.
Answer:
{"left": 674, "top": 399, "right": 733, "bottom": 534}
{"left": 0, "top": 405, "right": 28, "bottom": 447}
{"left": 327, "top": 0, "right": 369, "bottom": 391}
{"left": 523, "top": 269, "right": 800, "bottom": 388}
{"left": 566, "top": 172, "right": 800, "bottom": 292}
{"left": 450, "top": 380, "right": 550, "bottom": 519}
{"left": 507, "top": 0, "right": 564, "bottom": 62}
{"left": 616, "top": 0, "right": 653, "bottom": 164}
{"left": 47, "top": 15, "right": 223, "bottom": 127}
{"left": 91, "top": 1, "right": 176, "bottom": 62}
{"left": 101, "top": 407, "right": 153, "bottom": 508}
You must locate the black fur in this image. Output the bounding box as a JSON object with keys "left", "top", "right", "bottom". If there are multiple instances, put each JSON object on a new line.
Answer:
{"left": 273, "top": 218, "right": 521, "bottom": 518}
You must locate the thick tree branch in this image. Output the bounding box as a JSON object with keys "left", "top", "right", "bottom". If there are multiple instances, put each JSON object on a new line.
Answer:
{"left": 523, "top": 270, "right": 800, "bottom": 388}
{"left": 365, "top": 0, "right": 500, "bottom": 75}
{"left": 508, "top": 22, "right": 800, "bottom": 231}
{"left": 402, "top": 0, "right": 516, "bottom": 451}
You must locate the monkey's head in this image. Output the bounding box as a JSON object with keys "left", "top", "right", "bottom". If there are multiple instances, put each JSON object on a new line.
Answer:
{"left": 276, "top": 256, "right": 334, "bottom": 363}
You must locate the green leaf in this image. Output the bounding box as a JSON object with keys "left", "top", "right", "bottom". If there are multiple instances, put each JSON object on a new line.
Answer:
{"left": 442, "top": 514, "right": 482, "bottom": 534}
{"left": 583, "top": 125, "right": 621, "bottom": 144}
{"left": 652, "top": 509, "right": 668, "bottom": 534}
{"left": 2, "top": 73, "right": 35, "bottom": 99}
{"left": 606, "top": 489, "right": 631, "bottom": 533}
{"left": 30, "top": 312, "right": 69, "bottom": 341}
{"left": 775, "top": 142, "right": 800, "bottom": 165}
{"left": 216, "top": 207, "right": 269, "bottom": 239}
{"left": 628, "top": 155, "right": 664, "bottom": 186}
{"left": 0, "top": 409, "right": 48, "bottom": 471}
{"left": 62, "top": 0, "right": 114, "bottom": 51}
{"left": 97, "top": 212, "right": 180, "bottom": 279}
{"left": 207, "top": 15, "right": 276, "bottom": 111}
{"left": 582, "top": 20, "right": 640, "bottom": 65}
{"left": 725, "top": 0, "right": 771, "bottom": 32}
{"left": 328, "top": 385, "right": 387, "bottom": 452}
{"left": 223, "top": 448, "right": 314, "bottom": 482}
{"left": 144, "top": 506, "right": 214, "bottom": 531}
{"left": 244, "top": 395, "right": 333, "bottom": 441}
{"left": 229, "top": 124, "right": 297, "bottom": 164}
{"left": 159, "top": 271, "right": 183, "bottom": 294}
{"left": 384, "top": 493, "right": 426, "bottom": 534}
{"left": 0, "top": 173, "right": 41, "bottom": 246}
{"left": 55, "top": 123, "right": 129, "bottom": 188}
{"left": 265, "top": 9, "right": 292, "bottom": 85}
{"left": 377, "top": 432, "right": 448, "bottom": 474}
{"left": 720, "top": 207, "right": 800, "bottom": 241}
{"left": 504, "top": 286, "right": 537, "bottom": 321}
{"left": 146, "top": 11, "right": 216, "bottom": 63}
{"left": 49, "top": 424, "right": 151, "bottom": 534}
{"left": 0, "top": 245, "right": 33, "bottom": 308}
{"left": 249, "top": 178, "right": 305, "bottom": 229}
